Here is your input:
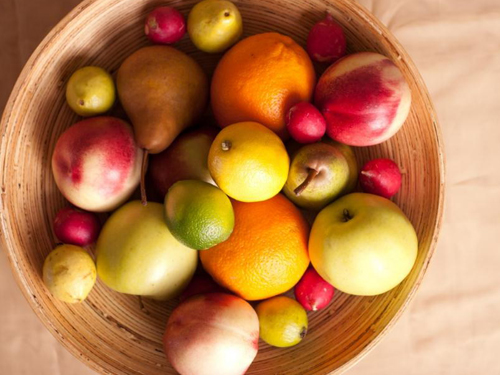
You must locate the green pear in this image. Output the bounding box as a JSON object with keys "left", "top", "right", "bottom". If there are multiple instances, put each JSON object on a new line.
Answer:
{"left": 96, "top": 201, "right": 198, "bottom": 300}
{"left": 323, "top": 138, "right": 358, "bottom": 195}
{"left": 283, "top": 142, "right": 349, "bottom": 210}
{"left": 309, "top": 193, "right": 418, "bottom": 296}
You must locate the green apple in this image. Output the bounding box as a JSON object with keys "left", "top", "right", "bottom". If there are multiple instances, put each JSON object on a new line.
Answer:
{"left": 283, "top": 142, "right": 349, "bottom": 210}
{"left": 96, "top": 201, "right": 198, "bottom": 300}
{"left": 309, "top": 193, "right": 418, "bottom": 296}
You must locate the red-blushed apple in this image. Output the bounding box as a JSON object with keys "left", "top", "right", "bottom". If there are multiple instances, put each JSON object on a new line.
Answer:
{"left": 52, "top": 116, "right": 142, "bottom": 212}
{"left": 164, "top": 293, "right": 259, "bottom": 375}
{"left": 294, "top": 266, "right": 335, "bottom": 311}
{"left": 53, "top": 206, "right": 101, "bottom": 247}
{"left": 147, "top": 127, "right": 218, "bottom": 202}
{"left": 359, "top": 158, "right": 402, "bottom": 198}
{"left": 315, "top": 52, "right": 411, "bottom": 146}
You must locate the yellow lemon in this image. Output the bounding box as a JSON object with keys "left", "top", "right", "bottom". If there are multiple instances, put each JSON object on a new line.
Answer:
{"left": 66, "top": 66, "right": 115, "bottom": 116}
{"left": 188, "top": 0, "right": 243, "bottom": 53}
{"left": 208, "top": 122, "right": 289, "bottom": 202}
{"left": 256, "top": 296, "right": 308, "bottom": 347}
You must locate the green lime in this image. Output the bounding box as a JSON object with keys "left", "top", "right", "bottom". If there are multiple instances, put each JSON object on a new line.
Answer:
{"left": 164, "top": 180, "right": 234, "bottom": 250}
{"left": 256, "top": 296, "right": 308, "bottom": 347}
{"left": 66, "top": 66, "right": 115, "bottom": 116}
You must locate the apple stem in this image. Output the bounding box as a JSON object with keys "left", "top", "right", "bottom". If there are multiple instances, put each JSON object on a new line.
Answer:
{"left": 140, "top": 150, "right": 149, "bottom": 206}
{"left": 294, "top": 168, "right": 319, "bottom": 196}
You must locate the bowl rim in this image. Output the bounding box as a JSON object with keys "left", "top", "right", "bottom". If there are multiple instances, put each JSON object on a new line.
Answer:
{"left": 0, "top": 0, "right": 445, "bottom": 374}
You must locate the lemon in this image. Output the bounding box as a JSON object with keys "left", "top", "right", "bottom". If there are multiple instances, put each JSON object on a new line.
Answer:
{"left": 208, "top": 122, "right": 289, "bottom": 202}
{"left": 256, "top": 296, "right": 308, "bottom": 347}
{"left": 66, "top": 66, "right": 115, "bottom": 116}
{"left": 43, "top": 244, "right": 96, "bottom": 303}
{"left": 164, "top": 180, "right": 235, "bottom": 250}
{"left": 188, "top": 0, "right": 243, "bottom": 53}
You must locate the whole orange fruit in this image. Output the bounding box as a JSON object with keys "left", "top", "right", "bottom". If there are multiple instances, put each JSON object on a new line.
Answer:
{"left": 211, "top": 32, "right": 316, "bottom": 140}
{"left": 200, "top": 194, "right": 310, "bottom": 300}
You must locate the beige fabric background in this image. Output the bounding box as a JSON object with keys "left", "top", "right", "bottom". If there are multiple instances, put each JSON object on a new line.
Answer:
{"left": 1, "top": 0, "right": 499, "bottom": 374}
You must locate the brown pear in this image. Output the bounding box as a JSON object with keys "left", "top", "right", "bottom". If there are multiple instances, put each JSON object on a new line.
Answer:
{"left": 117, "top": 45, "right": 209, "bottom": 203}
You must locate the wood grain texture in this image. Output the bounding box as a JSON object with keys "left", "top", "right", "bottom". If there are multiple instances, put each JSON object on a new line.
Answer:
{"left": 0, "top": 0, "right": 444, "bottom": 374}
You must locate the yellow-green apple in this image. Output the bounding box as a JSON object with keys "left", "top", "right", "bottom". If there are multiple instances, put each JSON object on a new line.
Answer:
{"left": 315, "top": 52, "right": 411, "bottom": 146}
{"left": 51, "top": 117, "right": 142, "bottom": 212}
{"left": 96, "top": 201, "right": 197, "bottom": 300}
{"left": 309, "top": 193, "right": 418, "bottom": 295}
{"left": 147, "top": 127, "right": 217, "bottom": 202}
{"left": 283, "top": 142, "right": 349, "bottom": 210}
{"left": 164, "top": 293, "right": 259, "bottom": 375}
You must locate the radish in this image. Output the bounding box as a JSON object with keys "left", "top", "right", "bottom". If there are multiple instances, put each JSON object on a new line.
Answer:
{"left": 286, "top": 102, "right": 326, "bottom": 144}
{"left": 145, "top": 7, "right": 186, "bottom": 45}
{"left": 306, "top": 13, "right": 346, "bottom": 64}
{"left": 53, "top": 206, "right": 101, "bottom": 247}
{"left": 294, "top": 267, "right": 335, "bottom": 311}
{"left": 359, "top": 158, "right": 402, "bottom": 198}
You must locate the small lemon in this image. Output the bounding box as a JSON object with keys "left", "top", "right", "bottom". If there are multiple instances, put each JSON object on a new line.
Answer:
{"left": 188, "top": 0, "right": 243, "bottom": 53}
{"left": 208, "top": 122, "right": 289, "bottom": 202}
{"left": 165, "top": 180, "right": 235, "bottom": 250}
{"left": 66, "top": 66, "right": 115, "bottom": 116}
{"left": 256, "top": 296, "right": 308, "bottom": 347}
{"left": 43, "top": 244, "right": 96, "bottom": 303}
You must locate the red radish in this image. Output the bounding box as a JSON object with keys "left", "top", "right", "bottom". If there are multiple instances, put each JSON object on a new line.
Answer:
{"left": 294, "top": 267, "right": 335, "bottom": 311}
{"left": 144, "top": 7, "right": 186, "bottom": 45}
{"left": 53, "top": 207, "right": 101, "bottom": 247}
{"left": 306, "top": 13, "right": 346, "bottom": 64}
{"left": 359, "top": 158, "right": 402, "bottom": 198}
{"left": 286, "top": 102, "right": 327, "bottom": 144}
{"left": 179, "top": 273, "right": 226, "bottom": 302}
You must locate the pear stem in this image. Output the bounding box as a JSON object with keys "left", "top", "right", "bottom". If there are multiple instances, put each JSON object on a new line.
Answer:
{"left": 294, "top": 168, "right": 319, "bottom": 196}
{"left": 140, "top": 150, "right": 149, "bottom": 206}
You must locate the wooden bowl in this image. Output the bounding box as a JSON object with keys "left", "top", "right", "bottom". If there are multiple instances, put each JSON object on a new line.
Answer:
{"left": 0, "top": 0, "right": 444, "bottom": 374}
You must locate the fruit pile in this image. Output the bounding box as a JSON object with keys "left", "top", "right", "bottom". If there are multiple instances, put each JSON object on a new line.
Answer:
{"left": 43, "top": 1, "right": 418, "bottom": 374}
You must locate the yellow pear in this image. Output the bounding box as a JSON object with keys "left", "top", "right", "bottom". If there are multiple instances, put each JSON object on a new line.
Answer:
{"left": 96, "top": 201, "right": 198, "bottom": 300}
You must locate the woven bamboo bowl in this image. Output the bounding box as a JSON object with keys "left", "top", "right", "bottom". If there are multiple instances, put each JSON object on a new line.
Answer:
{"left": 0, "top": 0, "right": 444, "bottom": 373}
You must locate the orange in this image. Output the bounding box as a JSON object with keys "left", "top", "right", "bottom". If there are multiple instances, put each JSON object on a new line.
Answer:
{"left": 210, "top": 32, "right": 316, "bottom": 140}
{"left": 200, "top": 194, "right": 310, "bottom": 300}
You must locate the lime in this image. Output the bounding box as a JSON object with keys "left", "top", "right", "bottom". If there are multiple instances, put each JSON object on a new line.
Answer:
{"left": 164, "top": 180, "right": 234, "bottom": 250}
{"left": 66, "top": 66, "right": 115, "bottom": 116}
{"left": 256, "top": 296, "right": 308, "bottom": 347}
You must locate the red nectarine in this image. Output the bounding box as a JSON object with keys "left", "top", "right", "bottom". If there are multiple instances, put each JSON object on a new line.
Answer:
{"left": 315, "top": 52, "right": 411, "bottom": 146}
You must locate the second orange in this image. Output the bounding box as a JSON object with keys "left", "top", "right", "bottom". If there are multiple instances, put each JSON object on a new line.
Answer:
{"left": 211, "top": 32, "right": 316, "bottom": 140}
